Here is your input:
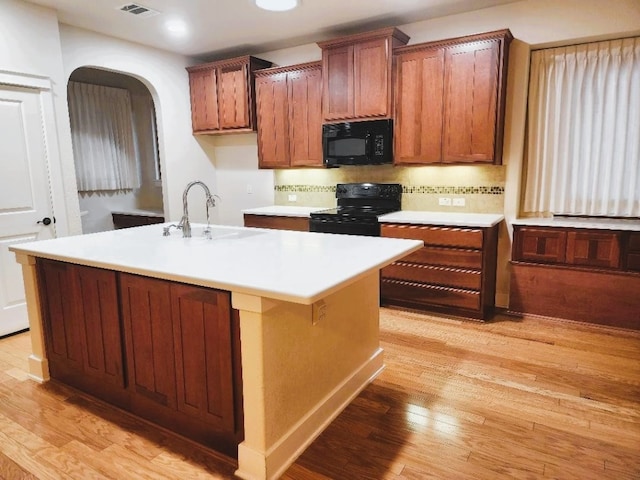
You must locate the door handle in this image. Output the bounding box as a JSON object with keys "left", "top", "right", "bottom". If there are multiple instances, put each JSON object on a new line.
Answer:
{"left": 37, "top": 217, "right": 53, "bottom": 226}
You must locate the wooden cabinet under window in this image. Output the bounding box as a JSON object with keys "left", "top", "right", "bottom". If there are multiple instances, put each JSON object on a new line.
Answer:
{"left": 37, "top": 260, "right": 126, "bottom": 406}
{"left": 380, "top": 223, "right": 499, "bottom": 319}
{"left": 318, "top": 27, "right": 409, "bottom": 122}
{"left": 394, "top": 29, "right": 512, "bottom": 165}
{"left": 510, "top": 225, "right": 640, "bottom": 330}
{"left": 187, "top": 55, "right": 272, "bottom": 134}
{"left": 243, "top": 214, "right": 309, "bottom": 232}
{"left": 255, "top": 62, "right": 323, "bottom": 168}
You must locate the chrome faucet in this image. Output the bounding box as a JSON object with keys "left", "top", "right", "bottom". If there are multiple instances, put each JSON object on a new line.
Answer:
{"left": 177, "top": 181, "right": 217, "bottom": 238}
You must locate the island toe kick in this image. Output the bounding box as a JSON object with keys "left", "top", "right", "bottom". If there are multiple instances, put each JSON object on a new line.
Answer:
{"left": 232, "top": 271, "right": 384, "bottom": 480}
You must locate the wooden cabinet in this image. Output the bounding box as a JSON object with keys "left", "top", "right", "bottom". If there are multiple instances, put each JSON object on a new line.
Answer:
{"left": 243, "top": 214, "right": 309, "bottom": 232}
{"left": 255, "top": 62, "right": 323, "bottom": 168}
{"left": 627, "top": 233, "right": 640, "bottom": 271}
{"left": 510, "top": 225, "right": 640, "bottom": 330}
{"left": 394, "top": 30, "right": 512, "bottom": 165}
{"left": 37, "top": 259, "right": 126, "bottom": 405}
{"left": 513, "top": 226, "right": 621, "bottom": 269}
{"left": 187, "top": 55, "right": 272, "bottom": 134}
{"left": 513, "top": 227, "right": 567, "bottom": 264}
{"left": 112, "top": 212, "right": 164, "bottom": 229}
{"left": 37, "top": 260, "right": 243, "bottom": 456}
{"left": 380, "top": 223, "right": 499, "bottom": 319}
{"left": 318, "top": 27, "right": 409, "bottom": 122}
{"left": 119, "top": 274, "right": 241, "bottom": 453}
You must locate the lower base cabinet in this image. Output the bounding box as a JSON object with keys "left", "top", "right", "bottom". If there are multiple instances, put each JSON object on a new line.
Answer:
{"left": 243, "top": 213, "right": 309, "bottom": 231}
{"left": 38, "top": 260, "right": 243, "bottom": 457}
{"left": 380, "top": 223, "right": 499, "bottom": 319}
{"left": 510, "top": 225, "right": 640, "bottom": 330}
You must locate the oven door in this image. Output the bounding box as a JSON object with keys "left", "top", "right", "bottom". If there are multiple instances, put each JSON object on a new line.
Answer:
{"left": 309, "top": 215, "right": 381, "bottom": 237}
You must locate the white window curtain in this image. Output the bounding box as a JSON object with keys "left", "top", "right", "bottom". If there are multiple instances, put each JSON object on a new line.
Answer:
{"left": 523, "top": 37, "right": 640, "bottom": 217}
{"left": 68, "top": 81, "right": 141, "bottom": 191}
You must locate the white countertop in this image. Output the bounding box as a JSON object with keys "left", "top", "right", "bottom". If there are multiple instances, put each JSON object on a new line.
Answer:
{"left": 242, "top": 206, "right": 329, "bottom": 218}
{"left": 511, "top": 216, "right": 640, "bottom": 231}
{"left": 11, "top": 223, "right": 422, "bottom": 305}
{"left": 378, "top": 211, "right": 504, "bottom": 228}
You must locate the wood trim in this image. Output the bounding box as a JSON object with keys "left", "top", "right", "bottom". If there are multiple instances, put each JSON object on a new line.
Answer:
{"left": 186, "top": 55, "right": 272, "bottom": 72}
{"left": 254, "top": 61, "right": 322, "bottom": 77}
{"left": 317, "top": 27, "right": 410, "bottom": 49}
{"left": 394, "top": 29, "right": 513, "bottom": 55}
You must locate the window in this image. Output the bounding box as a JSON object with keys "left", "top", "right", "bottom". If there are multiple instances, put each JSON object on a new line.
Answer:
{"left": 523, "top": 37, "right": 640, "bottom": 217}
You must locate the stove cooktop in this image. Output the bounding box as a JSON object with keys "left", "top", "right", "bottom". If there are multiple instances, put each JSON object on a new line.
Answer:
{"left": 311, "top": 206, "right": 399, "bottom": 218}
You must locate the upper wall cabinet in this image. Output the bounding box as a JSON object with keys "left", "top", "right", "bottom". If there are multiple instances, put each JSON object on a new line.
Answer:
{"left": 318, "top": 27, "right": 410, "bottom": 122}
{"left": 255, "top": 62, "right": 323, "bottom": 168}
{"left": 187, "top": 55, "right": 273, "bottom": 134}
{"left": 394, "top": 29, "right": 513, "bottom": 165}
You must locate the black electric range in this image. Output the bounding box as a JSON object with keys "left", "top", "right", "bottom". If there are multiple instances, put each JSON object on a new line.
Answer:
{"left": 309, "top": 183, "right": 402, "bottom": 237}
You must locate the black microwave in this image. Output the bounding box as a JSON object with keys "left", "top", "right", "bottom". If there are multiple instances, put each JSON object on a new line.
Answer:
{"left": 322, "top": 119, "right": 393, "bottom": 167}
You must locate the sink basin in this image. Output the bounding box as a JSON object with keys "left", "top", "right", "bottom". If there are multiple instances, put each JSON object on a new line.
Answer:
{"left": 164, "top": 225, "right": 265, "bottom": 241}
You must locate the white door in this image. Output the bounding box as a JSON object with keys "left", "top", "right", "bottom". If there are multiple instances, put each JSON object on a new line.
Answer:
{"left": 0, "top": 84, "right": 55, "bottom": 337}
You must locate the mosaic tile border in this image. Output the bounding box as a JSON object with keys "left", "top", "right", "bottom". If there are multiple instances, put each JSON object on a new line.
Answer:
{"left": 275, "top": 185, "right": 504, "bottom": 195}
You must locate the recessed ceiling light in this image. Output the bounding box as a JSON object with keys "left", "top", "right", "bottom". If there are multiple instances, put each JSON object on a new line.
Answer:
{"left": 165, "top": 19, "right": 188, "bottom": 37}
{"left": 255, "top": 0, "right": 299, "bottom": 12}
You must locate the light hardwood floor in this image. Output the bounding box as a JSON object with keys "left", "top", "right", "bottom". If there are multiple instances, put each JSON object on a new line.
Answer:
{"left": 0, "top": 308, "right": 638, "bottom": 479}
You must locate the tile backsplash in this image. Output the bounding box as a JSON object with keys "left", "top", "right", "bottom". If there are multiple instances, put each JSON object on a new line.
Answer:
{"left": 274, "top": 164, "right": 505, "bottom": 213}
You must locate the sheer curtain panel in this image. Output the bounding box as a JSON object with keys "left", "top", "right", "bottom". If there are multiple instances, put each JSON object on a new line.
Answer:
{"left": 68, "top": 81, "right": 141, "bottom": 191}
{"left": 524, "top": 37, "right": 640, "bottom": 217}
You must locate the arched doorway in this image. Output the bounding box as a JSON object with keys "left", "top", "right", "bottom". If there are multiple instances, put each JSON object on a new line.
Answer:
{"left": 68, "top": 67, "right": 164, "bottom": 233}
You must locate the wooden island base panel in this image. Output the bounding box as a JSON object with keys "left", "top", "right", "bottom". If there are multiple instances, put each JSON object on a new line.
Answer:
{"left": 11, "top": 223, "right": 421, "bottom": 480}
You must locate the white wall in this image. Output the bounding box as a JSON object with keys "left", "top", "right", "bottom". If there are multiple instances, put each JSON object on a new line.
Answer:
{"left": 0, "top": 0, "right": 80, "bottom": 236}
{"left": 59, "top": 25, "right": 218, "bottom": 225}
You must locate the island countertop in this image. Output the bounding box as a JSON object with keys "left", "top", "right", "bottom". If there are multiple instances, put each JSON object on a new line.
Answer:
{"left": 10, "top": 223, "right": 422, "bottom": 305}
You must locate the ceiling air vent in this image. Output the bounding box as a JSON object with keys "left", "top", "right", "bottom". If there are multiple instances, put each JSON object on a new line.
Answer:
{"left": 117, "top": 3, "right": 160, "bottom": 18}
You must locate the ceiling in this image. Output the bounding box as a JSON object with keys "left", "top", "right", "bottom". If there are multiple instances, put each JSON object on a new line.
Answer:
{"left": 24, "top": 0, "right": 519, "bottom": 59}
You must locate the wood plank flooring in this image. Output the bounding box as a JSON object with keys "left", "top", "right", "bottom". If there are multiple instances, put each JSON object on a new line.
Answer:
{"left": 0, "top": 308, "right": 638, "bottom": 479}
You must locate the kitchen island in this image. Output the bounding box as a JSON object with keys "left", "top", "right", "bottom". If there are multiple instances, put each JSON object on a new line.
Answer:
{"left": 10, "top": 223, "right": 422, "bottom": 480}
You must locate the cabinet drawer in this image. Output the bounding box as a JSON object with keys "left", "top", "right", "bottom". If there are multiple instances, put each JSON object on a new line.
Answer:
{"left": 243, "top": 214, "right": 309, "bottom": 232}
{"left": 382, "top": 262, "right": 481, "bottom": 290}
{"left": 381, "top": 224, "right": 483, "bottom": 248}
{"left": 628, "top": 233, "right": 640, "bottom": 252}
{"left": 626, "top": 253, "right": 640, "bottom": 271}
{"left": 400, "top": 245, "right": 483, "bottom": 269}
{"left": 566, "top": 231, "right": 621, "bottom": 268}
{"left": 381, "top": 279, "right": 480, "bottom": 311}
{"left": 514, "top": 227, "right": 567, "bottom": 263}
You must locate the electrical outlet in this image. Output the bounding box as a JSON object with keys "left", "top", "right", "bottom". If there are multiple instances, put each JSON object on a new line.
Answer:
{"left": 438, "top": 197, "right": 452, "bottom": 206}
{"left": 453, "top": 198, "right": 466, "bottom": 207}
{"left": 246, "top": 184, "right": 253, "bottom": 194}
{"left": 312, "top": 300, "right": 326, "bottom": 325}
{"left": 288, "top": 194, "right": 297, "bottom": 202}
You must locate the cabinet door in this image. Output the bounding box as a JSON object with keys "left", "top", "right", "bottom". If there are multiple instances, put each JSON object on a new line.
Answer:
{"left": 323, "top": 45, "right": 354, "bottom": 121}
{"left": 514, "top": 227, "right": 567, "bottom": 264}
{"left": 566, "top": 231, "right": 621, "bottom": 268}
{"left": 395, "top": 48, "right": 445, "bottom": 164}
{"left": 38, "top": 260, "right": 84, "bottom": 375}
{"left": 120, "top": 273, "right": 177, "bottom": 409}
{"left": 443, "top": 39, "right": 500, "bottom": 163}
{"left": 188, "top": 68, "right": 219, "bottom": 132}
{"left": 171, "top": 284, "right": 235, "bottom": 431}
{"left": 75, "top": 265, "right": 124, "bottom": 388}
{"left": 288, "top": 66, "right": 323, "bottom": 167}
{"left": 354, "top": 37, "right": 390, "bottom": 118}
{"left": 38, "top": 260, "right": 124, "bottom": 390}
{"left": 256, "top": 72, "right": 290, "bottom": 168}
{"left": 217, "top": 64, "right": 250, "bottom": 129}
